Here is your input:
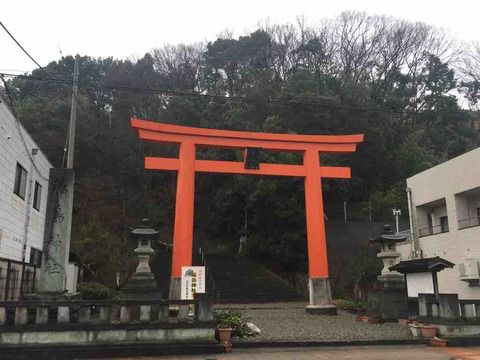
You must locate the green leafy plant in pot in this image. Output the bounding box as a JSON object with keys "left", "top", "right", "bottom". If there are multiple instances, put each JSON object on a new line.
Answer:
{"left": 214, "top": 310, "right": 250, "bottom": 352}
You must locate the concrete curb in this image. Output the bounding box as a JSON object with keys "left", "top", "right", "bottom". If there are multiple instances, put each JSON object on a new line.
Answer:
{"left": 233, "top": 338, "right": 428, "bottom": 348}
{"left": 0, "top": 342, "right": 224, "bottom": 360}
{"left": 445, "top": 337, "right": 480, "bottom": 347}
{"left": 234, "top": 336, "right": 480, "bottom": 348}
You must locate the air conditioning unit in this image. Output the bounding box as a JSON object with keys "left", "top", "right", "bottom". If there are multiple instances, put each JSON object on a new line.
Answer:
{"left": 412, "top": 249, "right": 423, "bottom": 259}
{"left": 459, "top": 258, "right": 480, "bottom": 284}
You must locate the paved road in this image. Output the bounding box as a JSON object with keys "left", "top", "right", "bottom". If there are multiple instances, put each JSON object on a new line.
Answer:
{"left": 113, "top": 345, "right": 477, "bottom": 359}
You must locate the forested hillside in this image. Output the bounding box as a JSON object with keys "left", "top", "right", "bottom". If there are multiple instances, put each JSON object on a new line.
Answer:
{"left": 2, "top": 12, "right": 480, "bottom": 285}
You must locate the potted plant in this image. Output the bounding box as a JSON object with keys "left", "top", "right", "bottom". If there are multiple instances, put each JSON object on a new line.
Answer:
{"left": 216, "top": 326, "right": 233, "bottom": 352}
{"left": 214, "top": 310, "right": 250, "bottom": 352}
{"left": 421, "top": 324, "right": 438, "bottom": 338}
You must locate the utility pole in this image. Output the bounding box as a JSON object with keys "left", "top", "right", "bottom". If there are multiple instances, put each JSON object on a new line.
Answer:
{"left": 39, "top": 56, "right": 79, "bottom": 296}
{"left": 368, "top": 200, "right": 372, "bottom": 223}
{"left": 67, "top": 55, "right": 79, "bottom": 168}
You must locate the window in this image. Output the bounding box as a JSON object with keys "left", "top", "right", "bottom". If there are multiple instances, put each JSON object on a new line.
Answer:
{"left": 13, "top": 163, "right": 27, "bottom": 199}
{"left": 29, "top": 248, "right": 42, "bottom": 267}
{"left": 440, "top": 216, "right": 449, "bottom": 233}
{"left": 33, "top": 181, "right": 42, "bottom": 210}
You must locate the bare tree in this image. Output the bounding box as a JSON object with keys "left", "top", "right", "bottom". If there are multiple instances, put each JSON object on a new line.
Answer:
{"left": 457, "top": 41, "right": 480, "bottom": 110}
{"left": 330, "top": 12, "right": 388, "bottom": 100}
{"left": 151, "top": 43, "right": 204, "bottom": 91}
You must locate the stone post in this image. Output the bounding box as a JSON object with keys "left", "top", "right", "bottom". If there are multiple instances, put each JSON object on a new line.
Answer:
{"left": 438, "top": 294, "right": 460, "bottom": 320}
{"left": 14, "top": 307, "right": 28, "bottom": 325}
{"left": 35, "top": 307, "right": 49, "bottom": 325}
{"left": 38, "top": 168, "right": 75, "bottom": 296}
{"left": 195, "top": 293, "right": 214, "bottom": 322}
{"left": 0, "top": 307, "right": 6, "bottom": 325}
{"left": 418, "top": 293, "right": 436, "bottom": 318}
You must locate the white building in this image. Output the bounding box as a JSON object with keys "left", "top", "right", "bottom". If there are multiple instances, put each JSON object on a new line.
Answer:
{"left": 397, "top": 146, "right": 480, "bottom": 301}
{"left": 0, "top": 94, "right": 52, "bottom": 300}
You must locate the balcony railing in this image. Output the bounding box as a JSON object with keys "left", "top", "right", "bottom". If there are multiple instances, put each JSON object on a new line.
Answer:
{"left": 419, "top": 224, "right": 449, "bottom": 237}
{"left": 458, "top": 216, "right": 480, "bottom": 230}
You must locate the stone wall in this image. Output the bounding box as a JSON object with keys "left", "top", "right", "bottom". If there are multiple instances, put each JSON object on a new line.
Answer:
{"left": 0, "top": 296, "right": 216, "bottom": 347}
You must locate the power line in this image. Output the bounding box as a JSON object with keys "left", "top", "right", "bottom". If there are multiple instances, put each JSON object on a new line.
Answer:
{"left": 0, "top": 19, "right": 472, "bottom": 123}
{"left": 0, "top": 75, "right": 49, "bottom": 181}
{"left": 0, "top": 72, "right": 383, "bottom": 110}
{"left": 0, "top": 21, "right": 56, "bottom": 80}
{"left": 0, "top": 21, "right": 86, "bottom": 167}
{"left": 0, "top": 73, "right": 472, "bottom": 124}
{"left": 0, "top": 71, "right": 475, "bottom": 124}
{"left": 0, "top": 22, "right": 474, "bottom": 125}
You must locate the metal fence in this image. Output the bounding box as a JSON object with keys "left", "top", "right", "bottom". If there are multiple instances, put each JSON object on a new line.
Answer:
{"left": 458, "top": 216, "right": 480, "bottom": 230}
{"left": 419, "top": 224, "right": 449, "bottom": 237}
{"left": 0, "top": 258, "right": 39, "bottom": 301}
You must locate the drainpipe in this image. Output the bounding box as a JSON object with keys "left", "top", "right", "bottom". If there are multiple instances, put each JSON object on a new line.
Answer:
{"left": 406, "top": 187, "right": 419, "bottom": 258}
{"left": 20, "top": 148, "right": 38, "bottom": 296}
{"left": 22, "top": 148, "right": 38, "bottom": 261}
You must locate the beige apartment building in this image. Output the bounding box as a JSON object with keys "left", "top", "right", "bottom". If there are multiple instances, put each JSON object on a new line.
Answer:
{"left": 397, "top": 146, "right": 480, "bottom": 300}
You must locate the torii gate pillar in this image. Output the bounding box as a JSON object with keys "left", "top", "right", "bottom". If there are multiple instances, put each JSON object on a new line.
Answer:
{"left": 131, "top": 118, "right": 364, "bottom": 314}
{"left": 304, "top": 149, "right": 335, "bottom": 314}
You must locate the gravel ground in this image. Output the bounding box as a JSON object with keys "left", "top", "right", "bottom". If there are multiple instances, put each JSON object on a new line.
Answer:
{"left": 215, "top": 302, "right": 412, "bottom": 342}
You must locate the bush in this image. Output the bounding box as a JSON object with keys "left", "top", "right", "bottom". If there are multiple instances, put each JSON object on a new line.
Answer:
{"left": 213, "top": 310, "right": 251, "bottom": 338}
{"left": 78, "top": 282, "right": 114, "bottom": 300}
{"left": 333, "top": 298, "right": 367, "bottom": 314}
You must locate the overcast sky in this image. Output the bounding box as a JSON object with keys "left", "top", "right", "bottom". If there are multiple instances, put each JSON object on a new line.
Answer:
{"left": 1, "top": 0, "right": 480, "bottom": 73}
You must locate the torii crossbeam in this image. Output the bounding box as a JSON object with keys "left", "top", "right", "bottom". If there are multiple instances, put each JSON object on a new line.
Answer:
{"left": 131, "top": 117, "right": 364, "bottom": 314}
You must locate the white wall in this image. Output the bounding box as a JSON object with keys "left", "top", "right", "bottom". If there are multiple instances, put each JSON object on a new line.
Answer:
{"left": 0, "top": 96, "right": 52, "bottom": 263}
{"left": 65, "top": 263, "right": 79, "bottom": 293}
{"left": 398, "top": 147, "right": 480, "bottom": 300}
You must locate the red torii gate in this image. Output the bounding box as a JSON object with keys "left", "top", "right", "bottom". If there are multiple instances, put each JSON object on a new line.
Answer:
{"left": 131, "top": 117, "right": 364, "bottom": 314}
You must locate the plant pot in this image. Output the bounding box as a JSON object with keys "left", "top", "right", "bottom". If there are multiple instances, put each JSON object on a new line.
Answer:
{"left": 421, "top": 325, "right": 438, "bottom": 338}
{"left": 429, "top": 337, "right": 448, "bottom": 347}
{"left": 361, "top": 316, "right": 379, "bottom": 324}
{"left": 217, "top": 327, "right": 233, "bottom": 352}
{"left": 408, "top": 323, "right": 423, "bottom": 337}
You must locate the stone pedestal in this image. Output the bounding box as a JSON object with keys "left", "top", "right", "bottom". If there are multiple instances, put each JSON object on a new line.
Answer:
{"left": 306, "top": 278, "right": 337, "bottom": 315}
{"left": 121, "top": 273, "right": 161, "bottom": 300}
{"left": 367, "top": 275, "right": 408, "bottom": 321}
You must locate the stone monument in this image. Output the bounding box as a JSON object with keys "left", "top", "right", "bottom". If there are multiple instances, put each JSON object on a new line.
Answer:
{"left": 27, "top": 168, "right": 77, "bottom": 300}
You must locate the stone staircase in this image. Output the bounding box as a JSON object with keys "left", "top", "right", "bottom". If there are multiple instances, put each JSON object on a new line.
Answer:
{"left": 205, "top": 254, "right": 304, "bottom": 303}
{"left": 151, "top": 248, "right": 304, "bottom": 303}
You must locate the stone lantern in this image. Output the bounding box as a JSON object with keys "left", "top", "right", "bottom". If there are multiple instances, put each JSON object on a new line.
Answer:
{"left": 366, "top": 224, "right": 408, "bottom": 320}
{"left": 121, "top": 218, "right": 161, "bottom": 299}
{"left": 370, "top": 224, "right": 407, "bottom": 287}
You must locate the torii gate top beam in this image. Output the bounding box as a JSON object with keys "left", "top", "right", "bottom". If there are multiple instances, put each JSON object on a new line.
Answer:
{"left": 131, "top": 118, "right": 364, "bottom": 153}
